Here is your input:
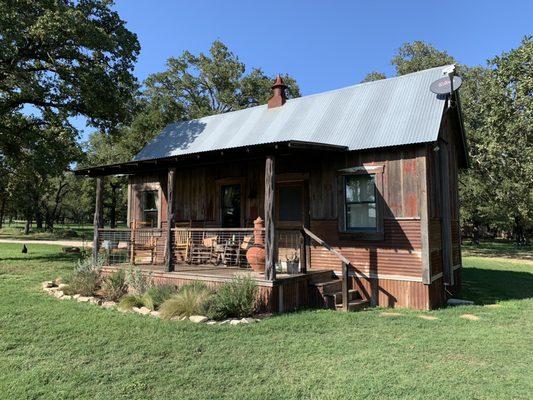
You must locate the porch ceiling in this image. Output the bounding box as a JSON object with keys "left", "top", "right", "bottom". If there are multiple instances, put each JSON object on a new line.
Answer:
{"left": 73, "top": 140, "right": 348, "bottom": 177}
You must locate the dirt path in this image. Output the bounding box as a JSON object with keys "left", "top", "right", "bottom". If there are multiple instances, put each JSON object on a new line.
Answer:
{"left": 0, "top": 239, "right": 91, "bottom": 247}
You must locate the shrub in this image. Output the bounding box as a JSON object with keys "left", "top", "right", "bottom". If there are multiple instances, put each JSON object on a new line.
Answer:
{"left": 159, "top": 282, "right": 212, "bottom": 319}
{"left": 125, "top": 266, "right": 152, "bottom": 294}
{"left": 62, "top": 270, "right": 100, "bottom": 296}
{"left": 142, "top": 284, "right": 176, "bottom": 310}
{"left": 101, "top": 270, "right": 127, "bottom": 301}
{"left": 117, "top": 294, "right": 145, "bottom": 311}
{"left": 62, "top": 256, "right": 102, "bottom": 296}
{"left": 207, "top": 276, "right": 258, "bottom": 320}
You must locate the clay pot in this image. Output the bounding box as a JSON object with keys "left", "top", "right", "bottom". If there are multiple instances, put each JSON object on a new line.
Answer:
{"left": 246, "top": 217, "right": 266, "bottom": 272}
{"left": 246, "top": 245, "right": 266, "bottom": 272}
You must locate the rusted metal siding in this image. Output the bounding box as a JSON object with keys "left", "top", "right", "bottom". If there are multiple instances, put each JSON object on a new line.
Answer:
{"left": 352, "top": 277, "right": 430, "bottom": 310}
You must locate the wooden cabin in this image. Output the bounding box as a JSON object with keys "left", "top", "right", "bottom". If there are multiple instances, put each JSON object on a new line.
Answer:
{"left": 75, "top": 66, "right": 468, "bottom": 312}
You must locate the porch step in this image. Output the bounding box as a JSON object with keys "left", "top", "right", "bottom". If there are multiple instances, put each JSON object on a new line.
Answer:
{"left": 333, "top": 289, "right": 361, "bottom": 305}
{"left": 335, "top": 298, "right": 369, "bottom": 312}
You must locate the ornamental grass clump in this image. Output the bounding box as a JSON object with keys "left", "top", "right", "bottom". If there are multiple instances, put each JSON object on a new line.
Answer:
{"left": 142, "top": 284, "right": 176, "bottom": 311}
{"left": 159, "top": 282, "right": 212, "bottom": 319}
{"left": 101, "top": 270, "right": 127, "bottom": 301}
{"left": 207, "top": 276, "right": 258, "bottom": 320}
{"left": 117, "top": 294, "right": 145, "bottom": 311}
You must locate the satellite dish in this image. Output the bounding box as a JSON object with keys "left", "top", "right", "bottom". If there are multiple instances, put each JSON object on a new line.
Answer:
{"left": 430, "top": 76, "right": 463, "bottom": 95}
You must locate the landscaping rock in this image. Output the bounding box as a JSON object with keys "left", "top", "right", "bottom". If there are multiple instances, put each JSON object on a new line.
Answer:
{"left": 58, "top": 283, "right": 69, "bottom": 290}
{"left": 417, "top": 315, "right": 438, "bottom": 321}
{"left": 189, "top": 315, "right": 208, "bottom": 323}
{"left": 219, "top": 319, "right": 231, "bottom": 325}
{"left": 61, "top": 295, "right": 72, "bottom": 300}
{"left": 53, "top": 290, "right": 64, "bottom": 298}
{"left": 77, "top": 296, "right": 91, "bottom": 302}
{"left": 73, "top": 294, "right": 81, "bottom": 299}
{"left": 137, "top": 307, "right": 151, "bottom": 315}
{"left": 101, "top": 301, "right": 116, "bottom": 309}
{"left": 460, "top": 313, "right": 480, "bottom": 321}
{"left": 206, "top": 321, "right": 217, "bottom": 325}
{"left": 240, "top": 318, "right": 256, "bottom": 324}
{"left": 88, "top": 297, "right": 101, "bottom": 305}
{"left": 42, "top": 281, "right": 54, "bottom": 289}
{"left": 229, "top": 319, "right": 241, "bottom": 325}
{"left": 150, "top": 311, "right": 160, "bottom": 318}
{"left": 180, "top": 316, "right": 188, "bottom": 321}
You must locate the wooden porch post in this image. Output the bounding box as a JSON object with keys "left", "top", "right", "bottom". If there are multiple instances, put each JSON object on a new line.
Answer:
{"left": 165, "top": 168, "right": 176, "bottom": 272}
{"left": 264, "top": 155, "right": 276, "bottom": 281}
{"left": 92, "top": 177, "right": 104, "bottom": 264}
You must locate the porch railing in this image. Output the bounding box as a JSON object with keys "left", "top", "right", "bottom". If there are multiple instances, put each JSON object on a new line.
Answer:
{"left": 95, "top": 226, "right": 307, "bottom": 274}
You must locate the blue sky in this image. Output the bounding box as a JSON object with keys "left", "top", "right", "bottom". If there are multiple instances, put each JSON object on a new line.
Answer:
{"left": 76, "top": 0, "right": 532, "bottom": 139}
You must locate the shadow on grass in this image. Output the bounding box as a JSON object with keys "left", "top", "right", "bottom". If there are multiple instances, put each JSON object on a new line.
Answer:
{"left": 0, "top": 253, "right": 81, "bottom": 263}
{"left": 461, "top": 267, "right": 533, "bottom": 304}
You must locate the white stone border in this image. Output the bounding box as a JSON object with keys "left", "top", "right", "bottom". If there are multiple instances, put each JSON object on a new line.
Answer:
{"left": 42, "top": 281, "right": 261, "bottom": 325}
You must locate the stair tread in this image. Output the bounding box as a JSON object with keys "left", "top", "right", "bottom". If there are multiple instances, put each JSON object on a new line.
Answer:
{"left": 311, "top": 279, "right": 340, "bottom": 287}
{"left": 335, "top": 298, "right": 369, "bottom": 311}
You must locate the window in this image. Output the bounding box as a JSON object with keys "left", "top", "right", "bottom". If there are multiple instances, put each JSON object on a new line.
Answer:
{"left": 344, "top": 174, "right": 377, "bottom": 231}
{"left": 142, "top": 190, "right": 159, "bottom": 227}
{"left": 220, "top": 184, "right": 241, "bottom": 228}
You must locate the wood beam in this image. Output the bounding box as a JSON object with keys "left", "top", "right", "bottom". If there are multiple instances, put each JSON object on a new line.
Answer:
{"left": 418, "top": 146, "right": 431, "bottom": 285}
{"left": 92, "top": 177, "right": 104, "bottom": 264}
{"left": 439, "top": 140, "right": 454, "bottom": 286}
{"left": 165, "top": 168, "right": 176, "bottom": 272}
{"left": 264, "top": 155, "right": 276, "bottom": 281}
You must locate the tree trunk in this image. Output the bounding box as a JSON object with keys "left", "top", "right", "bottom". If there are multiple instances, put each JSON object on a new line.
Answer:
{"left": 24, "top": 218, "right": 31, "bottom": 235}
{"left": 514, "top": 215, "right": 526, "bottom": 246}
{"left": 0, "top": 196, "right": 5, "bottom": 230}
{"left": 35, "top": 208, "right": 43, "bottom": 229}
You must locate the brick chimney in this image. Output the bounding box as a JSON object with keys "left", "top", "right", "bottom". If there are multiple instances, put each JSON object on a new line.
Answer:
{"left": 267, "top": 75, "right": 288, "bottom": 109}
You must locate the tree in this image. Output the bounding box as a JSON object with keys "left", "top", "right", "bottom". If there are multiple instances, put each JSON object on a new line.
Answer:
{"left": 113, "top": 40, "right": 301, "bottom": 161}
{"left": 462, "top": 37, "right": 532, "bottom": 244}
{"left": 361, "top": 71, "right": 386, "bottom": 83}
{"left": 0, "top": 0, "right": 140, "bottom": 140}
{"left": 391, "top": 41, "right": 456, "bottom": 75}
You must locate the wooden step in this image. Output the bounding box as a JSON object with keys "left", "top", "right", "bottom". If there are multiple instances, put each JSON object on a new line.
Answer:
{"left": 335, "top": 299, "right": 369, "bottom": 312}
{"left": 312, "top": 279, "right": 341, "bottom": 295}
{"left": 333, "top": 289, "right": 361, "bottom": 305}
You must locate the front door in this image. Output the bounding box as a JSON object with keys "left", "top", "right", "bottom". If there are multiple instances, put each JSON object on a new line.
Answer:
{"left": 220, "top": 184, "right": 241, "bottom": 228}
{"left": 276, "top": 181, "right": 307, "bottom": 229}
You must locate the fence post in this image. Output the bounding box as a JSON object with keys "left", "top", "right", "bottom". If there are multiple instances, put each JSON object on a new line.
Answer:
{"left": 92, "top": 177, "right": 104, "bottom": 265}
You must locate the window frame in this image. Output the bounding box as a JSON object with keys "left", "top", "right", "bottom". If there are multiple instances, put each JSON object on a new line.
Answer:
{"left": 337, "top": 165, "right": 385, "bottom": 240}
{"left": 141, "top": 189, "right": 160, "bottom": 228}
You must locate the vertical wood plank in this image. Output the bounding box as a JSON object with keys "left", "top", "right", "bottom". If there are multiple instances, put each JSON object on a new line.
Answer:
{"left": 439, "top": 140, "right": 453, "bottom": 285}
{"left": 417, "top": 146, "right": 431, "bottom": 284}
{"left": 265, "top": 155, "right": 276, "bottom": 281}
{"left": 92, "top": 177, "right": 104, "bottom": 264}
{"left": 165, "top": 168, "right": 176, "bottom": 271}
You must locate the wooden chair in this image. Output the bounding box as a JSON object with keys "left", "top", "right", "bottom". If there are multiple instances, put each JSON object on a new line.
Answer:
{"left": 236, "top": 235, "right": 254, "bottom": 267}
{"left": 174, "top": 229, "right": 191, "bottom": 263}
{"left": 189, "top": 234, "right": 219, "bottom": 265}
{"left": 130, "top": 220, "right": 158, "bottom": 265}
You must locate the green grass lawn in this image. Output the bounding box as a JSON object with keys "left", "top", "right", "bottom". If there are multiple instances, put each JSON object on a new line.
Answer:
{"left": 0, "top": 222, "right": 95, "bottom": 241}
{"left": 0, "top": 243, "right": 532, "bottom": 399}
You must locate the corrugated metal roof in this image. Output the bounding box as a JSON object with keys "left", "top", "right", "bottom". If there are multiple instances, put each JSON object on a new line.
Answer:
{"left": 134, "top": 66, "right": 451, "bottom": 161}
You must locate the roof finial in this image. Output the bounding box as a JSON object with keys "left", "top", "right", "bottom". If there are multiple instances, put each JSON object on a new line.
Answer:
{"left": 268, "top": 74, "right": 288, "bottom": 109}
